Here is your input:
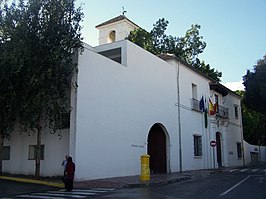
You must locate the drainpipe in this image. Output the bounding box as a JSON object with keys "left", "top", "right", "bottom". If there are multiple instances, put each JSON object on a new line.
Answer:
{"left": 239, "top": 102, "right": 245, "bottom": 166}
{"left": 69, "top": 49, "right": 79, "bottom": 161}
{"left": 176, "top": 61, "right": 182, "bottom": 172}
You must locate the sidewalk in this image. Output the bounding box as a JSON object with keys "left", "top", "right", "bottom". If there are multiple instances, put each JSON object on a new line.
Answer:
{"left": 74, "top": 169, "right": 216, "bottom": 189}
{"left": 1, "top": 169, "right": 218, "bottom": 189}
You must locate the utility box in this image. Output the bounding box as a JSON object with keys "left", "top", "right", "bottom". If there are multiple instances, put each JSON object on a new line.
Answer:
{"left": 140, "top": 154, "right": 150, "bottom": 181}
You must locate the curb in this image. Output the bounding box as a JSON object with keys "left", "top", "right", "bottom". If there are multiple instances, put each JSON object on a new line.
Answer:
{"left": 123, "top": 176, "right": 192, "bottom": 188}
{"left": 0, "top": 176, "right": 64, "bottom": 188}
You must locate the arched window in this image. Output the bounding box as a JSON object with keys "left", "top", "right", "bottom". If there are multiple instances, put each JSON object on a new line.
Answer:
{"left": 108, "top": 30, "right": 116, "bottom": 43}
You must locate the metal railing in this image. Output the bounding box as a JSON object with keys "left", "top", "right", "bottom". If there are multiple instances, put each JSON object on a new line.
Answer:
{"left": 191, "top": 98, "right": 201, "bottom": 112}
{"left": 190, "top": 98, "right": 229, "bottom": 119}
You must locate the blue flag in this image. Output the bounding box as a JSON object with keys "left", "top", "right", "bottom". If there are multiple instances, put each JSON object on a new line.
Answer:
{"left": 199, "top": 96, "right": 205, "bottom": 111}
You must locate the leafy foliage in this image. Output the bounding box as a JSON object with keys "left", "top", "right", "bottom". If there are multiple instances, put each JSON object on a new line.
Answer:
{"left": 243, "top": 55, "right": 266, "bottom": 115}
{"left": 127, "top": 28, "right": 154, "bottom": 53}
{"left": 193, "top": 58, "right": 222, "bottom": 82}
{"left": 238, "top": 55, "right": 266, "bottom": 145}
{"left": 242, "top": 55, "right": 266, "bottom": 145}
{"left": 236, "top": 90, "right": 266, "bottom": 145}
{"left": 0, "top": 0, "right": 83, "bottom": 175}
{"left": 0, "top": 0, "right": 83, "bottom": 133}
{"left": 127, "top": 18, "right": 222, "bottom": 82}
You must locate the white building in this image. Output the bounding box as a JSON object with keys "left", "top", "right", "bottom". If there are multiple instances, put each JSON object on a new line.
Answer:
{"left": 2, "top": 15, "right": 249, "bottom": 180}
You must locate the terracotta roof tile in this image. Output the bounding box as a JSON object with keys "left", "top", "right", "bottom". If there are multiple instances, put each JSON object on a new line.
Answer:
{"left": 95, "top": 15, "right": 139, "bottom": 28}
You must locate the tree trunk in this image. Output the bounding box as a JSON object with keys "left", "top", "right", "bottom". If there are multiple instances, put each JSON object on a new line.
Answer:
{"left": 0, "top": 136, "right": 4, "bottom": 174}
{"left": 35, "top": 124, "right": 42, "bottom": 178}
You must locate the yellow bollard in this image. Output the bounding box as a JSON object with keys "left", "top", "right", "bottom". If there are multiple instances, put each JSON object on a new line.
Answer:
{"left": 140, "top": 154, "right": 150, "bottom": 181}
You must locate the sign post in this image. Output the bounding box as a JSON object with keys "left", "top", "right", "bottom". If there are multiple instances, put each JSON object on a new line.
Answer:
{"left": 210, "top": 140, "right": 216, "bottom": 170}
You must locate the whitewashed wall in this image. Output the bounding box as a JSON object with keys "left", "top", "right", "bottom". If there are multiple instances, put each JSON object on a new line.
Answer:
{"left": 178, "top": 62, "right": 211, "bottom": 171}
{"left": 244, "top": 141, "right": 266, "bottom": 164}
{"left": 73, "top": 40, "right": 180, "bottom": 180}
{"left": 164, "top": 58, "right": 245, "bottom": 170}
{"left": 223, "top": 93, "right": 244, "bottom": 167}
{"left": 3, "top": 128, "right": 69, "bottom": 176}
{"left": 97, "top": 20, "right": 137, "bottom": 45}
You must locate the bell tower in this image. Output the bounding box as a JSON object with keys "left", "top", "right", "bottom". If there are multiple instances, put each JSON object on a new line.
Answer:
{"left": 95, "top": 15, "right": 139, "bottom": 45}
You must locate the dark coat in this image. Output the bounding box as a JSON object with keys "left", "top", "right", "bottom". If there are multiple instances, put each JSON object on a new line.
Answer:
{"left": 66, "top": 160, "right": 75, "bottom": 180}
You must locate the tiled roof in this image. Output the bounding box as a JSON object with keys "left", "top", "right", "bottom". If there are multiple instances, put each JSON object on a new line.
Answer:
{"left": 95, "top": 15, "right": 139, "bottom": 28}
{"left": 157, "top": 54, "right": 241, "bottom": 98}
{"left": 158, "top": 53, "right": 215, "bottom": 80}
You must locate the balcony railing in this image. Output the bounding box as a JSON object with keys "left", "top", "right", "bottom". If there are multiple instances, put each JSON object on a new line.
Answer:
{"left": 191, "top": 98, "right": 229, "bottom": 119}
{"left": 191, "top": 98, "right": 201, "bottom": 112}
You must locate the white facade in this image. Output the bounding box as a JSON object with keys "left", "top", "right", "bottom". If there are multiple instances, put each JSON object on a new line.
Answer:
{"left": 3, "top": 128, "right": 69, "bottom": 176}
{"left": 96, "top": 15, "right": 139, "bottom": 45}
{"left": 3, "top": 16, "right": 256, "bottom": 180}
{"left": 72, "top": 41, "right": 180, "bottom": 180}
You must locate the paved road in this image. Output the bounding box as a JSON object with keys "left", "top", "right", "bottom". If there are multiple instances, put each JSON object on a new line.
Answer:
{"left": 0, "top": 179, "right": 55, "bottom": 198}
{"left": 2, "top": 163, "right": 266, "bottom": 198}
{"left": 100, "top": 164, "right": 266, "bottom": 199}
{"left": 0, "top": 179, "right": 115, "bottom": 198}
{"left": 99, "top": 173, "right": 266, "bottom": 198}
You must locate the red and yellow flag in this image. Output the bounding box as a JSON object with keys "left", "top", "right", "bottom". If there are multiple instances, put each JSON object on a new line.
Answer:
{"left": 209, "top": 99, "right": 216, "bottom": 115}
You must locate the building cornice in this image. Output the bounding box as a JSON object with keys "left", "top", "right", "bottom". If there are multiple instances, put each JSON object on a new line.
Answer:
{"left": 157, "top": 53, "right": 242, "bottom": 99}
{"left": 95, "top": 15, "right": 139, "bottom": 29}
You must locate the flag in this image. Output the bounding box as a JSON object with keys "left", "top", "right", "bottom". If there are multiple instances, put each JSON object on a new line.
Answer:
{"left": 204, "top": 108, "right": 208, "bottom": 128}
{"left": 209, "top": 98, "right": 216, "bottom": 115}
{"left": 199, "top": 96, "right": 204, "bottom": 111}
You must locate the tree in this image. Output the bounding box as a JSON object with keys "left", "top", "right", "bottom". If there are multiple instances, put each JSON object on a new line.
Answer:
{"left": 126, "top": 27, "right": 154, "bottom": 53}
{"left": 193, "top": 58, "right": 222, "bottom": 82}
{"left": 0, "top": 0, "right": 83, "bottom": 177}
{"left": 242, "top": 55, "right": 266, "bottom": 145}
{"left": 177, "top": 24, "right": 206, "bottom": 65}
{"left": 235, "top": 90, "right": 265, "bottom": 145}
{"left": 0, "top": 0, "right": 22, "bottom": 174}
{"left": 243, "top": 55, "right": 266, "bottom": 114}
{"left": 127, "top": 18, "right": 222, "bottom": 82}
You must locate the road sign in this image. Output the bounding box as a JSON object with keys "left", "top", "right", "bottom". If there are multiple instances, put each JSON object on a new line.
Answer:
{"left": 210, "top": 140, "right": 216, "bottom": 147}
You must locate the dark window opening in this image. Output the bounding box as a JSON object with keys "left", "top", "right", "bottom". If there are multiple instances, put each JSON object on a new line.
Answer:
{"left": 28, "top": 145, "right": 45, "bottom": 160}
{"left": 99, "top": 48, "right": 121, "bottom": 64}
{"left": 2, "top": 146, "right": 10, "bottom": 160}
{"left": 194, "top": 135, "right": 202, "bottom": 156}
{"left": 237, "top": 142, "right": 242, "bottom": 158}
{"left": 234, "top": 105, "right": 239, "bottom": 119}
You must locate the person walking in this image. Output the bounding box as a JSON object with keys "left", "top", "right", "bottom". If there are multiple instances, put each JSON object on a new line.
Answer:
{"left": 64, "top": 156, "right": 75, "bottom": 191}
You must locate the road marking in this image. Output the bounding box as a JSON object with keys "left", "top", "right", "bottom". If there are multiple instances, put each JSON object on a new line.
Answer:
{"left": 251, "top": 169, "right": 259, "bottom": 172}
{"left": 34, "top": 192, "right": 86, "bottom": 198}
{"left": 16, "top": 195, "right": 65, "bottom": 199}
{"left": 256, "top": 177, "right": 266, "bottom": 183}
{"left": 48, "top": 190, "right": 97, "bottom": 195}
{"left": 240, "top": 168, "right": 249, "bottom": 172}
{"left": 220, "top": 175, "right": 251, "bottom": 196}
{"left": 229, "top": 169, "right": 239, "bottom": 172}
{"left": 13, "top": 188, "right": 115, "bottom": 199}
{"left": 93, "top": 188, "right": 115, "bottom": 191}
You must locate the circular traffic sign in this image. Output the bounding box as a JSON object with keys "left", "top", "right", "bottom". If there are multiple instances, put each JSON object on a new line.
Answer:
{"left": 210, "top": 140, "right": 216, "bottom": 147}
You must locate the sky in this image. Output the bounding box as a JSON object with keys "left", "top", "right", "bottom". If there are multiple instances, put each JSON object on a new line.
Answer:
{"left": 76, "top": 0, "right": 266, "bottom": 91}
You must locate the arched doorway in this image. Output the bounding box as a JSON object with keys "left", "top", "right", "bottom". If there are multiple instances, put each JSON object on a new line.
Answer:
{"left": 216, "top": 132, "right": 222, "bottom": 167}
{"left": 147, "top": 123, "right": 167, "bottom": 173}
